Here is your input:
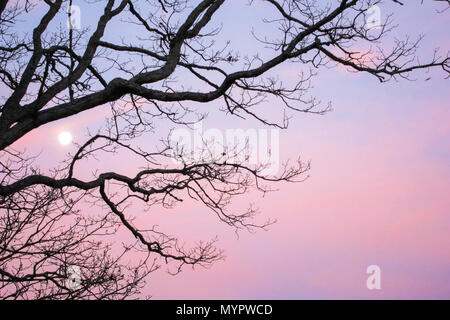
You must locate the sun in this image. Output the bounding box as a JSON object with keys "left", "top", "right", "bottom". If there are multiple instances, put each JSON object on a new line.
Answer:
{"left": 58, "top": 131, "right": 73, "bottom": 146}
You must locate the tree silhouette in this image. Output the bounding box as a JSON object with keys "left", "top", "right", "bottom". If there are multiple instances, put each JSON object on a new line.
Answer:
{"left": 0, "top": 0, "right": 448, "bottom": 299}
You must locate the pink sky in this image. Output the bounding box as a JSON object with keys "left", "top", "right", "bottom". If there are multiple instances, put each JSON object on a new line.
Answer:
{"left": 5, "top": 1, "right": 450, "bottom": 299}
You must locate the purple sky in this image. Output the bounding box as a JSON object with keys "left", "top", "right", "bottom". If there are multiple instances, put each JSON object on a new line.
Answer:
{"left": 7, "top": 1, "right": 450, "bottom": 299}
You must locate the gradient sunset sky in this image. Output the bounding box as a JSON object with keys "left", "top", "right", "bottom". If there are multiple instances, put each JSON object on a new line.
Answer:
{"left": 8, "top": 0, "right": 450, "bottom": 299}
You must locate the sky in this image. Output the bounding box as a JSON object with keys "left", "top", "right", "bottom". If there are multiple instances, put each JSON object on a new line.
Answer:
{"left": 5, "top": 1, "right": 450, "bottom": 299}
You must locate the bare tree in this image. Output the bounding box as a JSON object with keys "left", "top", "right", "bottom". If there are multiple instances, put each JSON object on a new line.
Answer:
{"left": 0, "top": 0, "right": 448, "bottom": 299}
